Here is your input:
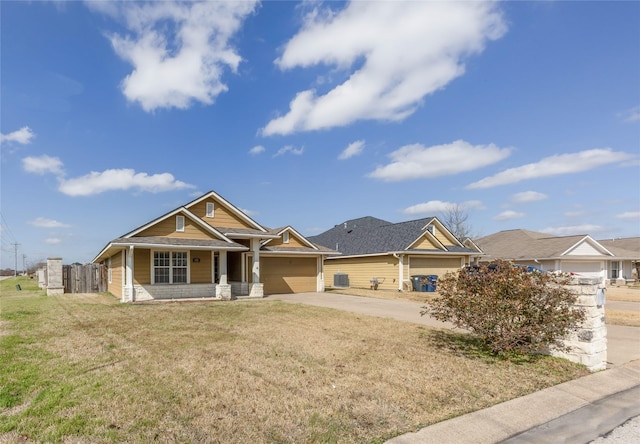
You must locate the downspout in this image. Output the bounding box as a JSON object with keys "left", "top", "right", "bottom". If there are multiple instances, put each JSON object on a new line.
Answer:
{"left": 393, "top": 253, "right": 403, "bottom": 291}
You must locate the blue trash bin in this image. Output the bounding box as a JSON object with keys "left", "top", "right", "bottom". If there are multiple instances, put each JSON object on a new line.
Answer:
{"left": 425, "top": 275, "right": 438, "bottom": 292}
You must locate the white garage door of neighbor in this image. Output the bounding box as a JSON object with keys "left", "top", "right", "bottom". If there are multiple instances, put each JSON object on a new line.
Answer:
{"left": 561, "top": 261, "right": 603, "bottom": 278}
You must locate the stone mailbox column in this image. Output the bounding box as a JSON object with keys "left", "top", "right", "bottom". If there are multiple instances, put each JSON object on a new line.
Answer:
{"left": 46, "top": 258, "right": 64, "bottom": 296}
{"left": 552, "top": 277, "right": 607, "bottom": 372}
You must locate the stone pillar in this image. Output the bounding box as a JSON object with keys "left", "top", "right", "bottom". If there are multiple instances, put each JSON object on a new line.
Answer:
{"left": 46, "top": 258, "right": 64, "bottom": 295}
{"left": 37, "top": 266, "right": 47, "bottom": 289}
{"left": 551, "top": 277, "right": 607, "bottom": 372}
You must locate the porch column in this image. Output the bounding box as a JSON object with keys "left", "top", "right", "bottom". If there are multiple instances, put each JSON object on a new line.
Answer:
{"left": 124, "top": 246, "right": 135, "bottom": 303}
{"left": 616, "top": 261, "right": 626, "bottom": 285}
{"left": 219, "top": 250, "right": 228, "bottom": 285}
{"left": 216, "top": 250, "right": 232, "bottom": 300}
{"left": 249, "top": 238, "right": 264, "bottom": 297}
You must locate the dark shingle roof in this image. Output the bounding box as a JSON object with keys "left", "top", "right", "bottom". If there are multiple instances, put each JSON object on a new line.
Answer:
{"left": 308, "top": 216, "right": 474, "bottom": 256}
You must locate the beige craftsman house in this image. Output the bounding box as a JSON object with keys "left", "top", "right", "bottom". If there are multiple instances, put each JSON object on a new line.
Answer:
{"left": 93, "top": 191, "right": 336, "bottom": 302}
{"left": 308, "top": 216, "right": 480, "bottom": 291}
{"left": 470, "top": 230, "right": 640, "bottom": 284}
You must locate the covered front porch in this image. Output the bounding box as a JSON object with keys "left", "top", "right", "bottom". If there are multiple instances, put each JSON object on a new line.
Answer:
{"left": 106, "top": 236, "right": 271, "bottom": 302}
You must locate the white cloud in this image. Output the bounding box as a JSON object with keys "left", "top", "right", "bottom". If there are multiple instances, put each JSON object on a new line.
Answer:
{"left": 22, "top": 155, "right": 64, "bottom": 175}
{"left": 0, "top": 126, "right": 35, "bottom": 144}
{"left": 262, "top": 1, "right": 506, "bottom": 135}
{"left": 44, "top": 238, "right": 62, "bottom": 245}
{"left": 58, "top": 169, "right": 195, "bottom": 196}
{"left": 541, "top": 225, "right": 604, "bottom": 236}
{"left": 338, "top": 140, "right": 365, "bottom": 160}
{"left": 273, "top": 145, "right": 304, "bottom": 157}
{"left": 615, "top": 211, "right": 640, "bottom": 220}
{"left": 29, "top": 217, "right": 71, "bottom": 228}
{"left": 620, "top": 106, "right": 640, "bottom": 123}
{"left": 240, "top": 208, "right": 259, "bottom": 217}
{"left": 467, "top": 148, "right": 634, "bottom": 189}
{"left": 369, "top": 140, "right": 511, "bottom": 182}
{"left": 100, "top": 1, "right": 257, "bottom": 112}
{"left": 249, "top": 145, "right": 266, "bottom": 155}
{"left": 510, "top": 191, "right": 548, "bottom": 203}
{"left": 403, "top": 200, "right": 485, "bottom": 215}
{"left": 493, "top": 210, "right": 525, "bottom": 221}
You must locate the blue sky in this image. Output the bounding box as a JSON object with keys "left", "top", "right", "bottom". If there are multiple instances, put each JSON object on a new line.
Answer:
{"left": 1, "top": 0, "right": 639, "bottom": 269}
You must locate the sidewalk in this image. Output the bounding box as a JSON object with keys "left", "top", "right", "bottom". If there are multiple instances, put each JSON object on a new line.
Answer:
{"left": 387, "top": 359, "right": 640, "bottom": 444}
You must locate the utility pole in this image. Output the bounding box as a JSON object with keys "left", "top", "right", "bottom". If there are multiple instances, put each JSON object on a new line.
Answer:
{"left": 22, "top": 254, "right": 27, "bottom": 275}
{"left": 13, "top": 243, "right": 20, "bottom": 277}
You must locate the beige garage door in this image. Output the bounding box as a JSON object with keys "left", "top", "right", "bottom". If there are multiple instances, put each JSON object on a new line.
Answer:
{"left": 409, "top": 257, "right": 462, "bottom": 279}
{"left": 261, "top": 257, "right": 317, "bottom": 294}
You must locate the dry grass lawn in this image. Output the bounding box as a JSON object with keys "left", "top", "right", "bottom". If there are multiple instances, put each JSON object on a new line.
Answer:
{"left": 606, "top": 285, "right": 640, "bottom": 303}
{"left": 2, "top": 278, "right": 589, "bottom": 443}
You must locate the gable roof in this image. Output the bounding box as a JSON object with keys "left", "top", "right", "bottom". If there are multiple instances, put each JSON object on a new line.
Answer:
{"left": 308, "top": 216, "right": 475, "bottom": 257}
{"left": 597, "top": 237, "right": 640, "bottom": 258}
{"left": 474, "top": 229, "right": 615, "bottom": 260}
{"left": 184, "top": 190, "right": 267, "bottom": 232}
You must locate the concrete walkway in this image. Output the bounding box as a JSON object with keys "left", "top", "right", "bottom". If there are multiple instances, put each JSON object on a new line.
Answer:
{"left": 267, "top": 292, "right": 640, "bottom": 443}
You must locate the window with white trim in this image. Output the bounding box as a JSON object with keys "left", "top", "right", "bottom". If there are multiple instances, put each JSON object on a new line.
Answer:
{"left": 176, "top": 215, "right": 185, "bottom": 232}
{"left": 153, "top": 251, "right": 188, "bottom": 284}
{"left": 206, "top": 202, "right": 215, "bottom": 218}
{"left": 283, "top": 231, "right": 290, "bottom": 244}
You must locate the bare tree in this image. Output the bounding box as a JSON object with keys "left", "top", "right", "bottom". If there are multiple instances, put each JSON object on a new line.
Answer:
{"left": 440, "top": 203, "right": 474, "bottom": 240}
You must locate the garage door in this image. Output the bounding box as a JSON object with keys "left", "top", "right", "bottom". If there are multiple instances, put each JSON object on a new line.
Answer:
{"left": 561, "top": 261, "right": 603, "bottom": 279}
{"left": 261, "top": 257, "right": 318, "bottom": 294}
{"left": 409, "top": 257, "right": 462, "bottom": 279}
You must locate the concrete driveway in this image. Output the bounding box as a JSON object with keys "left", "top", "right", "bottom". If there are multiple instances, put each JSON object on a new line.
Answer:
{"left": 266, "top": 292, "right": 640, "bottom": 367}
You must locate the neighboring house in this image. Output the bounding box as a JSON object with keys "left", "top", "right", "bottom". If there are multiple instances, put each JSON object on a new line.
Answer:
{"left": 93, "top": 191, "right": 336, "bottom": 302}
{"left": 308, "top": 216, "right": 480, "bottom": 291}
{"left": 597, "top": 237, "right": 640, "bottom": 282}
{"left": 471, "top": 230, "right": 640, "bottom": 284}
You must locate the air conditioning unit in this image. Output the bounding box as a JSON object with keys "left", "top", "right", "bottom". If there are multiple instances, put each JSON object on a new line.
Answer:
{"left": 334, "top": 273, "right": 349, "bottom": 288}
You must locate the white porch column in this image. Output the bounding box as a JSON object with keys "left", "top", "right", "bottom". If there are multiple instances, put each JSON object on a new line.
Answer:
{"left": 216, "top": 250, "right": 232, "bottom": 300}
{"left": 124, "top": 246, "right": 134, "bottom": 303}
{"left": 219, "top": 250, "right": 228, "bottom": 285}
{"left": 249, "top": 238, "right": 263, "bottom": 297}
{"left": 251, "top": 238, "right": 260, "bottom": 283}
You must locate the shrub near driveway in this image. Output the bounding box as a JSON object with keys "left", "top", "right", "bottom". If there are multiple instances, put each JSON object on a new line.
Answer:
{"left": 1, "top": 278, "right": 588, "bottom": 443}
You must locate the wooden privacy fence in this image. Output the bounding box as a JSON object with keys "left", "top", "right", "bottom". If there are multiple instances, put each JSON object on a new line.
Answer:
{"left": 63, "top": 264, "right": 107, "bottom": 293}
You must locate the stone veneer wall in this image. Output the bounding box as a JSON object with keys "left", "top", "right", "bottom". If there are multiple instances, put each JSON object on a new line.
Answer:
{"left": 133, "top": 283, "right": 217, "bottom": 301}
{"left": 551, "top": 277, "right": 607, "bottom": 372}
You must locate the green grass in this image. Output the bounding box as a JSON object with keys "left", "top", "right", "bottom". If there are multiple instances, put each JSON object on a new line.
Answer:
{"left": 0, "top": 277, "right": 590, "bottom": 443}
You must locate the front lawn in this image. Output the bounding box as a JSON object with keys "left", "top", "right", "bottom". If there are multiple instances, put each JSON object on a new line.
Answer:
{"left": 1, "top": 277, "right": 588, "bottom": 443}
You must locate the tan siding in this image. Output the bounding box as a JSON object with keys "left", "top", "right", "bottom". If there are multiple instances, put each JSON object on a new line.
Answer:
{"left": 261, "top": 256, "right": 317, "bottom": 294}
{"left": 324, "top": 255, "right": 399, "bottom": 291}
{"left": 136, "top": 215, "right": 213, "bottom": 239}
{"left": 410, "top": 235, "right": 442, "bottom": 250}
{"left": 268, "top": 232, "right": 307, "bottom": 248}
{"left": 434, "top": 229, "right": 455, "bottom": 246}
{"left": 108, "top": 251, "right": 123, "bottom": 297}
{"left": 190, "top": 198, "right": 254, "bottom": 230}
{"left": 133, "top": 249, "right": 151, "bottom": 285}
{"left": 191, "top": 251, "right": 212, "bottom": 284}
{"left": 409, "top": 257, "right": 463, "bottom": 280}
